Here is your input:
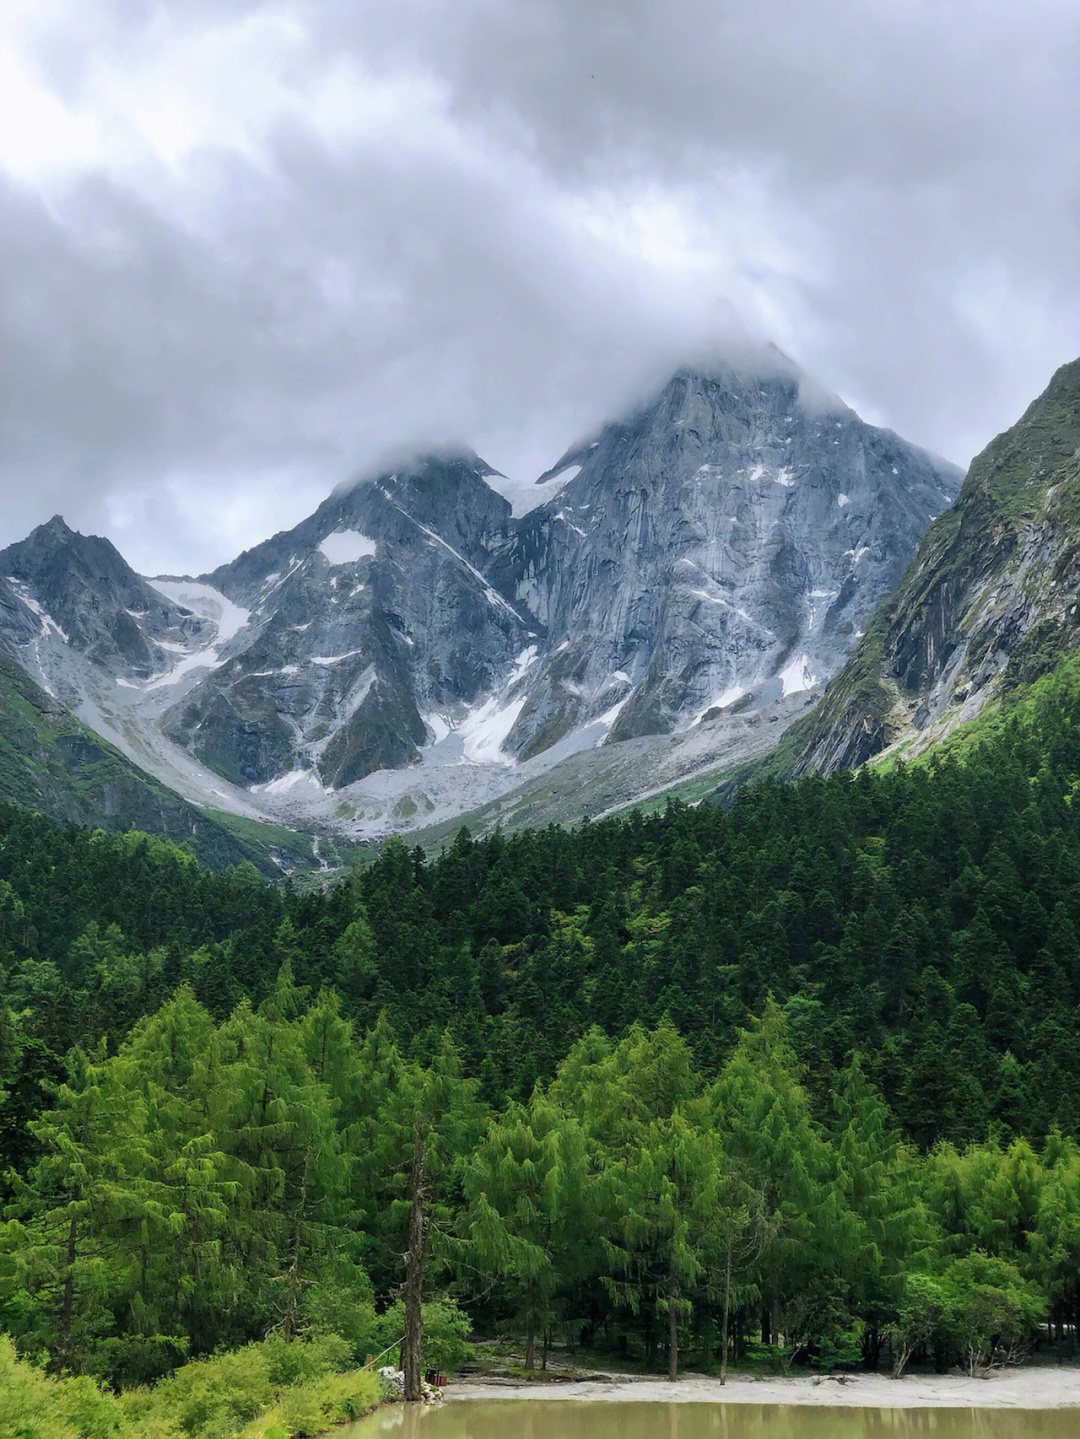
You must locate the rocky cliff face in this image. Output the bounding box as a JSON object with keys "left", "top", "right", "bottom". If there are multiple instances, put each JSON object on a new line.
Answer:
{"left": 0, "top": 351, "right": 961, "bottom": 839}
{"left": 499, "top": 357, "right": 958, "bottom": 759}
{"left": 775, "top": 356, "right": 1080, "bottom": 777}
{"left": 0, "top": 516, "right": 210, "bottom": 678}
{"left": 0, "top": 574, "right": 39, "bottom": 653}
{"left": 164, "top": 452, "right": 533, "bottom": 788}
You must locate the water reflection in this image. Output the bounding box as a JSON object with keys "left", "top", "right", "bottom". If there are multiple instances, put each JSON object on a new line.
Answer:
{"left": 339, "top": 1399, "right": 1064, "bottom": 1439}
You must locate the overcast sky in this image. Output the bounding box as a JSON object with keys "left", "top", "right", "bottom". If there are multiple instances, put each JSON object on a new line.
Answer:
{"left": 2, "top": 0, "right": 1078, "bottom": 574}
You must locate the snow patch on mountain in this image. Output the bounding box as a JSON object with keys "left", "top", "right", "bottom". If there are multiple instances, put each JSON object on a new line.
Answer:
{"left": 507, "top": 644, "right": 539, "bottom": 684}
{"left": 137, "top": 580, "right": 251, "bottom": 691}
{"left": 318, "top": 530, "right": 377, "bottom": 565}
{"left": 251, "top": 769, "right": 329, "bottom": 797}
{"left": 595, "top": 693, "right": 630, "bottom": 738}
{"left": 414, "top": 646, "right": 540, "bottom": 766}
{"left": 148, "top": 580, "right": 250, "bottom": 646}
{"left": 6, "top": 577, "right": 70, "bottom": 642}
{"left": 503, "top": 460, "right": 584, "bottom": 517}
{"left": 695, "top": 683, "right": 746, "bottom": 721}
{"left": 310, "top": 649, "right": 365, "bottom": 666}
{"left": 105, "top": 584, "right": 253, "bottom": 696}
{"left": 779, "top": 653, "right": 817, "bottom": 696}
{"left": 457, "top": 692, "right": 529, "bottom": 764}
{"left": 0, "top": 363, "right": 961, "bottom": 841}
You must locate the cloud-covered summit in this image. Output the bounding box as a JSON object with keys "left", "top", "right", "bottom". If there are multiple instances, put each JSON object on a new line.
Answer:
{"left": 1, "top": 0, "right": 1077, "bottom": 573}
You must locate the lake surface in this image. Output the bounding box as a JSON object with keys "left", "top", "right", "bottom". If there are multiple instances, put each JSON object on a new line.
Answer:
{"left": 339, "top": 1399, "right": 1070, "bottom": 1439}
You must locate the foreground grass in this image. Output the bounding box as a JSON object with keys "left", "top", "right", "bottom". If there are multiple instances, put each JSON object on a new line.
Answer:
{"left": 0, "top": 1333, "right": 383, "bottom": 1439}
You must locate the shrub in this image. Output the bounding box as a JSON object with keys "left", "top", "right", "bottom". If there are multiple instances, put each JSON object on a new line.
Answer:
{"left": 942, "top": 1253, "right": 1046, "bottom": 1375}
{"left": 0, "top": 1335, "right": 383, "bottom": 1439}
{"left": 375, "top": 1297, "right": 473, "bottom": 1373}
{"left": 0, "top": 1335, "right": 125, "bottom": 1439}
{"left": 885, "top": 1272, "right": 949, "bottom": 1376}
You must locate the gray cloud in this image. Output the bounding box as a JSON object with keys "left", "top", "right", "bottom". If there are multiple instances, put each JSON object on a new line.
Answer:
{"left": 1, "top": 0, "right": 1077, "bottom": 573}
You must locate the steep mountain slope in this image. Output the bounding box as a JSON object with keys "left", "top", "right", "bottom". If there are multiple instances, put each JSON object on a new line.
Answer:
{"left": 0, "top": 351, "right": 960, "bottom": 841}
{"left": 0, "top": 516, "right": 209, "bottom": 679}
{"left": 498, "top": 356, "right": 959, "bottom": 758}
{"left": 767, "top": 356, "right": 1080, "bottom": 777}
{"left": 0, "top": 644, "right": 292, "bottom": 872}
{"left": 168, "top": 452, "right": 532, "bottom": 788}
{"left": 0, "top": 574, "right": 39, "bottom": 648}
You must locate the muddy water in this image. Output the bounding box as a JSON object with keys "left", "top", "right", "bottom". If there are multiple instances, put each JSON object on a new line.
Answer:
{"left": 339, "top": 1399, "right": 1069, "bottom": 1439}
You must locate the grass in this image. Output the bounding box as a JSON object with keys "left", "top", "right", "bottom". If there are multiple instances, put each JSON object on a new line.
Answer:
{"left": 873, "top": 648, "right": 1080, "bottom": 776}
{"left": 604, "top": 763, "right": 739, "bottom": 818}
{"left": 207, "top": 809, "right": 358, "bottom": 873}
{"left": 0, "top": 653, "right": 267, "bottom": 874}
{"left": 0, "top": 649, "right": 368, "bottom": 883}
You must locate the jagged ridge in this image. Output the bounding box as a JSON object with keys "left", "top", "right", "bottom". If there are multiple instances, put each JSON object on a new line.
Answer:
{"left": 499, "top": 359, "right": 958, "bottom": 759}
{"left": 0, "top": 353, "right": 961, "bottom": 842}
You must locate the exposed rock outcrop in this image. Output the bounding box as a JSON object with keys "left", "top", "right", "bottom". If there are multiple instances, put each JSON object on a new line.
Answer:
{"left": 771, "top": 356, "right": 1080, "bottom": 777}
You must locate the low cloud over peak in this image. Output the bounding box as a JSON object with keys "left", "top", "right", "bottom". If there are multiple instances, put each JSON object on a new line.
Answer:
{"left": 1, "top": 0, "right": 1077, "bottom": 573}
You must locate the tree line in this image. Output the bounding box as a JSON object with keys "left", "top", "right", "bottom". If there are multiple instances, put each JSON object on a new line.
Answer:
{"left": 0, "top": 981, "right": 1072, "bottom": 1386}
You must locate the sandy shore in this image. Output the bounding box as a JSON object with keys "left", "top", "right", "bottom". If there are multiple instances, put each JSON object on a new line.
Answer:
{"left": 451, "top": 1365, "right": 1080, "bottom": 1409}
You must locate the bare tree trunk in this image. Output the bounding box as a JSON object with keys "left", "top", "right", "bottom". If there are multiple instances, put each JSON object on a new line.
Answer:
{"left": 720, "top": 1234, "right": 733, "bottom": 1384}
{"left": 669, "top": 1297, "right": 679, "bottom": 1381}
{"left": 403, "top": 1124, "right": 429, "bottom": 1402}
{"left": 57, "top": 1214, "right": 78, "bottom": 1371}
{"left": 523, "top": 1278, "right": 536, "bottom": 1369}
{"left": 892, "top": 1341, "right": 913, "bottom": 1378}
{"left": 282, "top": 1146, "right": 312, "bottom": 1343}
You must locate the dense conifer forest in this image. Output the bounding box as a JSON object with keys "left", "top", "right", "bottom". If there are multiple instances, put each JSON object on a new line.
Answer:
{"left": 4, "top": 661, "right": 1080, "bottom": 1412}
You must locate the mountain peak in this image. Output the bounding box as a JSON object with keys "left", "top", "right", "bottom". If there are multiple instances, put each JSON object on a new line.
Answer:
{"left": 662, "top": 350, "right": 854, "bottom": 422}
{"left": 334, "top": 448, "right": 513, "bottom": 542}
{"left": 338, "top": 446, "right": 501, "bottom": 498}
{"left": 0, "top": 512, "right": 196, "bottom": 679}
{"left": 0, "top": 347, "right": 970, "bottom": 838}
{"left": 16, "top": 514, "right": 78, "bottom": 552}
{"left": 5, "top": 518, "right": 141, "bottom": 584}
{"left": 503, "top": 351, "right": 960, "bottom": 759}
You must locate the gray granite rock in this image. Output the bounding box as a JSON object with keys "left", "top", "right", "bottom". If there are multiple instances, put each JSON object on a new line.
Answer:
{"left": 499, "top": 356, "right": 959, "bottom": 757}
